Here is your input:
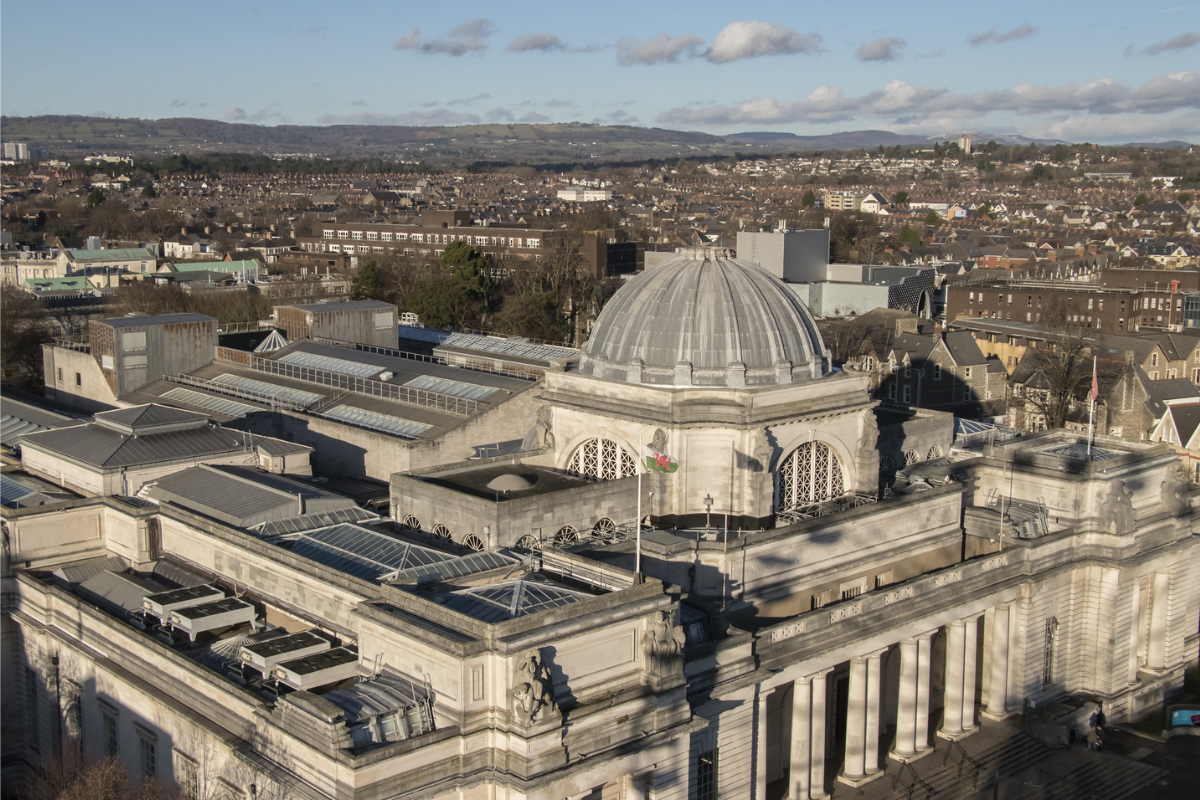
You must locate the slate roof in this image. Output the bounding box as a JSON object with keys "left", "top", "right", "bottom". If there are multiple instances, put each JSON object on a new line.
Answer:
{"left": 143, "top": 465, "right": 358, "bottom": 528}
{"left": 1167, "top": 403, "right": 1200, "bottom": 447}
{"left": 1140, "top": 371, "right": 1200, "bottom": 416}
{"left": 20, "top": 418, "right": 248, "bottom": 468}
{"left": 97, "top": 404, "right": 208, "bottom": 429}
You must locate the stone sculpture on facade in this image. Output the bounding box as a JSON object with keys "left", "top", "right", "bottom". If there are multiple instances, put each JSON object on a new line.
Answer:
{"left": 511, "top": 649, "right": 557, "bottom": 724}
{"left": 642, "top": 611, "right": 686, "bottom": 680}
{"left": 1160, "top": 464, "right": 1189, "bottom": 517}
{"left": 1101, "top": 481, "right": 1137, "bottom": 534}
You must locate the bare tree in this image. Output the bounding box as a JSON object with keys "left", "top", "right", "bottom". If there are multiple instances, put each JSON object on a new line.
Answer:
{"left": 1015, "top": 297, "right": 1101, "bottom": 430}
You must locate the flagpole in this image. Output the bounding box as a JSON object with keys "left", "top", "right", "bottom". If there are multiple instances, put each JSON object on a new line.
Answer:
{"left": 635, "top": 433, "right": 643, "bottom": 578}
{"left": 1088, "top": 355, "right": 1097, "bottom": 460}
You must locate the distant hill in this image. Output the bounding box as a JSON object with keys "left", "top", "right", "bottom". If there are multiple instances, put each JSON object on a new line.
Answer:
{"left": 723, "top": 130, "right": 935, "bottom": 148}
{"left": 1, "top": 115, "right": 1189, "bottom": 164}
{"left": 0, "top": 115, "right": 726, "bottom": 163}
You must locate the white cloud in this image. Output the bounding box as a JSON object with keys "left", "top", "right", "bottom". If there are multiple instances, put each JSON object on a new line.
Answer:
{"left": 1024, "top": 110, "right": 1200, "bottom": 142}
{"left": 616, "top": 33, "right": 704, "bottom": 66}
{"left": 394, "top": 29, "right": 421, "bottom": 50}
{"left": 856, "top": 36, "right": 907, "bottom": 62}
{"left": 656, "top": 71, "right": 1200, "bottom": 126}
{"left": 969, "top": 24, "right": 1037, "bottom": 46}
{"left": 1136, "top": 32, "right": 1200, "bottom": 55}
{"left": 506, "top": 32, "right": 566, "bottom": 52}
{"left": 316, "top": 110, "right": 482, "bottom": 125}
{"left": 704, "top": 21, "right": 822, "bottom": 63}
{"left": 485, "top": 107, "right": 515, "bottom": 122}
{"left": 446, "top": 93, "right": 491, "bottom": 106}
{"left": 225, "top": 106, "right": 246, "bottom": 121}
{"left": 394, "top": 19, "right": 494, "bottom": 56}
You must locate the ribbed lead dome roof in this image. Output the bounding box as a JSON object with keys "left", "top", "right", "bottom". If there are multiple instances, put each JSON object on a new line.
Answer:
{"left": 579, "top": 248, "right": 829, "bottom": 388}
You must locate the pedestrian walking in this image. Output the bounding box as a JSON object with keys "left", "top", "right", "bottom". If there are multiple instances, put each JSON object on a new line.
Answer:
{"left": 1087, "top": 727, "right": 1099, "bottom": 751}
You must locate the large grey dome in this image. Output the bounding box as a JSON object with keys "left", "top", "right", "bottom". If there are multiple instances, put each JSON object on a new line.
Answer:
{"left": 579, "top": 248, "right": 829, "bottom": 388}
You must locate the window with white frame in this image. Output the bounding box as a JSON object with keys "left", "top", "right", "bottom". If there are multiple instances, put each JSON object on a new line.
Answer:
{"left": 337, "top": 230, "right": 349, "bottom": 239}
{"left": 566, "top": 438, "right": 636, "bottom": 481}
{"left": 366, "top": 231, "right": 378, "bottom": 240}
{"left": 903, "top": 385, "right": 911, "bottom": 403}
{"left": 351, "top": 231, "right": 363, "bottom": 240}
{"left": 776, "top": 441, "right": 845, "bottom": 511}
{"left": 323, "top": 230, "right": 334, "bottom": 239}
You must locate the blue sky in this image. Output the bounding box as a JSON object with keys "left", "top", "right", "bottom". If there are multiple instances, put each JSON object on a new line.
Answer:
{"left": 2, "top": 0, "right": 1198, "bottom": 142}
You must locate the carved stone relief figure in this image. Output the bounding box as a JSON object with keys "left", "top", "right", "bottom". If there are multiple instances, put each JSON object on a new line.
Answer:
{"left": 1160, "top": 464, "right": 1189, "bottom": 517}
{"left": 642, "top": 611, "right": 686, "bottom": 678}
{"left": 1100, "top": 480, "right": 1136, "bottom": 534}
{"left": 510, "top": 649, "right": 557, "bottom": 723}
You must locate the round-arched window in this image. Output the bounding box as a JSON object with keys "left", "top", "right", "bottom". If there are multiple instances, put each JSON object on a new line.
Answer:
{"left": 592, "top": 518, "right": 617, "bottom": 537}
{"left": 432, "top": 524, "right": 451, "bottom": 541}
{"left": 904, "top": 449, "right": 920, "bottom": 466}
{"left": 567, "top": 438, "right": 636, "bottom": 481}
{"left": 401, "top": 515, "right": 421, "bottom": 531}
{"left": 514, "top": 535, "right": 542, "bottom": 553}
{"left": 879, "top": 455, "right": 896, "bottom": 471}
{"left": 777, "top": 441, "right": 845, "bottom": 511}
{"left": 554, "top": 525, "right": 578, "bottom": 545}
{"left": 462, "top": 534, "right": 485, "bottom": 552}
{"left": 927, "top": 445, "right": 943, "bottom": 460}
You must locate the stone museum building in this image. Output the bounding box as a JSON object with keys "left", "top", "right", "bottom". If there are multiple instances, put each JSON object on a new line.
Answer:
{"left": 3, "top": 248, "right": 1198, "bottom": 799}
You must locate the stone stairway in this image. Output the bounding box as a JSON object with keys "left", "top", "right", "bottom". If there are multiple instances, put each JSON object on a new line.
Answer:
{"left": 1033, "top": 752, "right": 1165, "bottom": 800}
{"left": 887, "top": 732, "right": 1054, "bottom": 799}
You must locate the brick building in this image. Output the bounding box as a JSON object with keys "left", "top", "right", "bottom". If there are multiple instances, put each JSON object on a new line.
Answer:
{"left": 946, "top": 280, "right": 1142, "bottom": 332}
{"left": 295, "top": 209, "right": 607, "bottom": 278}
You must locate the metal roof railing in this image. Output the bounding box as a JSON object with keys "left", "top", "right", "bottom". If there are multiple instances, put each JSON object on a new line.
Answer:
{"left": 251, "top": 356, "right": 478, "bottom": 417}
{"left": 55, "top": 338, "right": 91, "bottom": 352}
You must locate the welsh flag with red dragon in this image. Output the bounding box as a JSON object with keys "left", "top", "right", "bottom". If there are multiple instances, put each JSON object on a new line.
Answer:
{"left": 644, "top": 446, "right": 678, "bottom": 473}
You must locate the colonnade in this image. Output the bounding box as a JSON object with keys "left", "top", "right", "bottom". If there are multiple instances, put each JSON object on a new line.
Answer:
{"left": 759, "top": 606, "right": 1012, "bottom": 800}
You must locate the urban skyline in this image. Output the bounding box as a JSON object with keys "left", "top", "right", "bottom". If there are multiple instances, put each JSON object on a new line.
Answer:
{"left": 1, "top": 0, "right": 1198, "bottom": 143}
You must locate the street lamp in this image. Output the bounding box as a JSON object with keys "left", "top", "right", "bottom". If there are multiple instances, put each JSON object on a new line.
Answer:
{"left": 704, "top": 494, "right": 714, "bottom": 530}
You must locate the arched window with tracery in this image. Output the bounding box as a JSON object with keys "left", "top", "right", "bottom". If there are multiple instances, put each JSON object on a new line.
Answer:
{"left": 566, "top": 438, "right": 636, "bottom": 480}
{"left": 777, "top": 441, "right": 846, "bottom": 511}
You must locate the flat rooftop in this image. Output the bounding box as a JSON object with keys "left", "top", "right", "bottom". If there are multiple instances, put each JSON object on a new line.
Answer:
{"left": 412, "top": 463, "right": 597, "bottom": 501}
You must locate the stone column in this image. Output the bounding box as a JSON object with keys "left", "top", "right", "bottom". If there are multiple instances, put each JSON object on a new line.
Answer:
{"left": 840, "top": 656, "right": 869, "bottom": 783}
{"left": 790, "top": 675, "right": 813, "bottom": 800}
{"left": 892, "top": 637, "right": 919, "bottom": 760}
{"left": 962, "top": 615, "right": 979, "bottom": 733}
{"left": 810, "top": 670, "right": 829, "bottom": 799}
{"left": 1147, "top": 572, "right": 1170, "bottom": 671}
{"left": 984, "top": 603, "right": 1011, "bottom": 719}
{"left": 915, "top": 632, "right": 933, "bottom": 754}
{"left": 756, "top": 688, "right": 770, "bottom": 800}
{"left": 625, "top": 773, "right": 647, "bottom": 800}
{"left": 865, "top": 649, "right": 885, "bottom": 776}
{"left": 941, "top": 619, "right": 966, "bottom": 738}
{"left": 1128, "top": 580, "right": 1142, "bottom": 684}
